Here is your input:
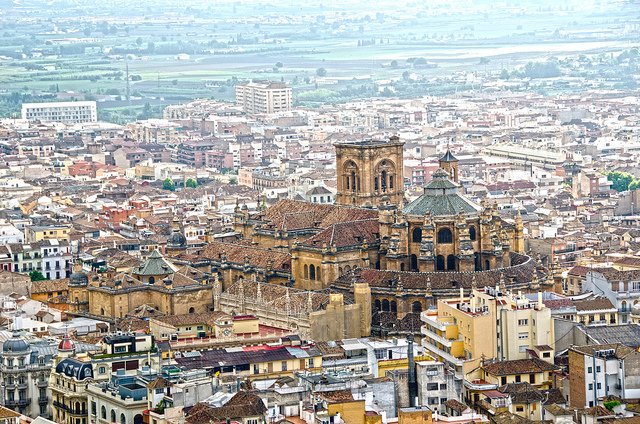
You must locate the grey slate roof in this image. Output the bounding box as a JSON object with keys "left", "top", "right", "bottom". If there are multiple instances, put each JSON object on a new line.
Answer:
{"left": 440, "top": 149, "right": 458, "bottom": 162}
{"left": 402, "top": 169, "right": 480, "bottom": 216}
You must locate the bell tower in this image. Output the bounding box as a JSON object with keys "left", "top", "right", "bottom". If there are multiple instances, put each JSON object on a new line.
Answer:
{"left": 439, "top": 149, "right": 459, "bottom": 183}
{"left": 335, "top": 135, "right": 404, "bottom": 208}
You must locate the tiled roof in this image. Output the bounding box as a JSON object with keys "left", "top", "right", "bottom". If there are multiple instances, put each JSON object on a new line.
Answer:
{"left": 573, "top": 297, "right": 615, "bottom": 311}
{"left": 483, "top": 358, "right": 560, "bottom": 376}
{"left": 186, "top": 391, "right": 267, "bottom": 423}
{"left": 335, "top": 252, "right": 536, "bottom": 292}
{"left": 199, "top": 242, "right": 291, "bottom": 271}
{"left": 253, "top": 199, "right": 377, "bottom": 231}
{"left": 499, "top": 382, "right": 545, "bottom": 404}
{"left": 133, "top": 250, "right": 178, "bottom": 276}
{"left": 31, "top": 278, "right": 69, "bottom": 294}
{"left": 300, "top": 219, "right": 379, "bottom": 248}
{"left": 403, "top": 169, "right": 480, "bottom": 216}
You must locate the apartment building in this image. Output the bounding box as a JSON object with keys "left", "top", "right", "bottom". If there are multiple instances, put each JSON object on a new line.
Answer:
{"left": 235, "top": 81, "right": 292, "bottom": 114}
{"left": 21, "top": 101, "right": 97, "bottom": 124}
{"left": 568, "top": 343, "right": 640, "bottom": 408}
{"left": 421, "top": 286, "right": 554, "bottom": 378}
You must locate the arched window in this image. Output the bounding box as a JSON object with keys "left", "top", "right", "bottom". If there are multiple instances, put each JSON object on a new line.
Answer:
{"left": 474, "top": 253, "right": 481, "bottom": 271}
{"left": 447, "top": 255, "right": 456, "bottom": 271}
{"left": 410, "top": 254, "right": 418, "bottom": 272}
{"left": 344, "top": 265, "right": 351, "bottom": 273}
{"left": 338, "top": 267, "right": 343, "bottom": 276}
{"left": 149, "top": 276, "right": 155, "bottom": 284}
{"left": 436, "top": 255, "right": 445, "bottom": 271}
{"left": 75, "top": 402, "right": 81, "bottom": 413}
{"left": 101, "top": 406, "right": 106, "bottom": 420}
{"left": 304, "top": 264, "right": 308, "bottom": 279}
{"left": 381, "top": 170, "right": 388, "bottom": 192}
{"left": 309, "top": 264, "right": 316, "bottom": 280}
{"left": 485, "top": 260, "right": 490, "bottom": 270}
{"left": 390, "top": 301, "right": 397, "bottom": 313}
{"left": 437, "top": 228, "right": 453, "bottom": 244}
{"left": 412, "top": 301, "right": 422, "bottom": 313}
{"left": 374, "top": 300, "right": 381, "bottom": 311}
{"left": 622, "top": 301, "right": 627, "bottom": 312}
{"left": 134, "top": 414, "right": 144, "bottom": 424}
{"left": 375, "top": 260, "right": 381, "bottom": 269}
{"left": 400, "top": 263, "right": 405, "bottom": 271}
{"left": 351, "top": 171, "right": 357, "bottom": 192}
{"left": 412, "top": 227, "right": 422, "bottom": 243}
{"left": 317, "top": 268, "right": 322, "bottom": 281}
{"left": 188, "top": 307, "right": 195, "bottom": 314}
{"left": 100, "top": 308, "right": 105, "bottom": 316}
{"left": 469, "top": 226, "right": 477, "bottom": 241}
{"left": 111, "top": 410, "right": 116, "bottom": 423}
{"left": 382, "top": 299, "right": 390, "bottom": 311}
{"left": 121, "top": 413, "right": 126, "bottom": 424}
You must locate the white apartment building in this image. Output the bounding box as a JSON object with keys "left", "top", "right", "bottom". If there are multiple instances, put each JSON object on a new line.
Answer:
{"left": 235, "top": 81, "right": 292, "bottom": 114}
{"left": 21, "top": 101, "right": 97, "bottom": 124}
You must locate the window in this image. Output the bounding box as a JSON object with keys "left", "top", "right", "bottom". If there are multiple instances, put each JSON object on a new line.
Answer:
{"left": 437, "top": 228, "right": 452, "bottom": 244}
{"left": 501, "top": 377, "right": 507, "bottom": 385}
{"left": 439, "top": 383, "right": 447, "bottom": 390}
{"left": 516, "top": 406, "right": 524, "bottom": 412}
{"left": 308, "top": 358, "right": 314, "bottom": 368}
{"left": 281, "top": 361, "right": 288, "bottom": 371}
{"left": 596, "top": 366, "right": 601, "bottom": 372}
{"left": 597, "top": 383, "right": 601, "bottom": 389}
{"left": 253, "top": 364, "right": 259, "bottom": 374}
{"left": 469, "top": 226, "right": 476, "bottom": 241}
{"left": 91, "top": 402, "right": 96, "bottom": 416}
{"left": 529, "top": 374, "right": 535, "bottom": 384}
{"left": 515, "top": 376, "right": 521, "bottom": 383}
{"left": 412, "top": 227, "right": 422, "bottom": 243}
{"left": 427, "top": 383, "right": 439, "bottom": 390}
{"left": 114, "top": 346, "right": 126, "bottom": 353}
{"left": 518, "top": 332, "right": 529, "bottom": 340}
{"left": 588, "top": 383, "right": 593, "bottom": 390}
{"left": 588, "top": 367, "right": 592, "bottom": 373}
{"left": 518, "top": 319, "right": 528, "bottom": 326}
{"left": 519, "top": 345, "right": 528, "bottom": 352}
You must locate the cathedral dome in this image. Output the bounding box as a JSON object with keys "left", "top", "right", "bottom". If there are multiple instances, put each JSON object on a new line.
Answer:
{"left": 167, "top": 230, "right": 187, "bottom": 248}
{"left": 402, "top": 168, "right": 480, "bottom": 217}
{"left": 69, "top": 271, "right": 89, "bottom": 287}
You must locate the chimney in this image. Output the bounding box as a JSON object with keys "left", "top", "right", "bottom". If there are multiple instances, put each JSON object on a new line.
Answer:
{"left": 537, "top": 291, "right": 543, "bottom": 310}
{"left": 459, "top": 287, "right": 464, "bottom": 304}
{"left": 407, "top": 336, "right": 417, "bottom": 407}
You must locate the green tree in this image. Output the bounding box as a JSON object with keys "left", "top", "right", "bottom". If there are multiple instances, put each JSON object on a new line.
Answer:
{"left": 607, "top": 171, "right": 634, "bottom": 192}
{"left": 629, "top": 179, "right": 640, "bottom": 191}
{"left": 390, "top": 60, "right": 398, "bottom": 68}
{"left": 29, "top": 270, "right": 47, "bottom": 281}
{"left": 229, "top": 176, "right": 238, "bottom": 185}
{"left": 185, "top": 178, "right": 198, "bottom": 188}
{"left": 316, "top": 67, "right": 327, "bottom": 77}
{"left": 162, "top": 178, "right": 175, "bottom": 191}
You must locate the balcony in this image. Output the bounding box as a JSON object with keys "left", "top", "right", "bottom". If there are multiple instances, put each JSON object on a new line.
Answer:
{"left": 421, "top": 326, "right": 458, "bottom": 348}
{"left": 38, "top": 396, "right": 48, "bottom": 404}
{"left": 6, "top": 398, "right": 30, "bottom": 407}
{"left": 36, "top": 379, "right": 48, "bottom": 388}
{"left": 421, "top": 339, "right": 464, "bottom": 368}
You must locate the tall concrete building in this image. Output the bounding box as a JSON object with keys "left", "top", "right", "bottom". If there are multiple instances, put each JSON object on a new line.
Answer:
{"left": 235, "top": 81, "right": 292, "bottom": 114}
{"left": 21, "top": 101, "right": 97, "bottom": 124}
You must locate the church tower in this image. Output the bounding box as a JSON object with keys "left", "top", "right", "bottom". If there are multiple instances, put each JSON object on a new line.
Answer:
{"left": 335, "top": 135, "right": 404, "bottom": 208}
{"left": 439, "top": 149, "right": 459, "bottom": 183}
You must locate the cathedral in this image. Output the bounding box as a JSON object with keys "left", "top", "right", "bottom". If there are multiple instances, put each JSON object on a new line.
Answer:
{"left": 193, "top": 136, "right": 544, "bottom": 336}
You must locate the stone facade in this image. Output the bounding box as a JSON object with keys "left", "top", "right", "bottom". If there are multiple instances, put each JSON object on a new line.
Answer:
{"left": 335, "top": 136, "right": 405, "bottom": 208}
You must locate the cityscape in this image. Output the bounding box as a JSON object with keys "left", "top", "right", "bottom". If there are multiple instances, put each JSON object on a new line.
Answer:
{"left": 0, "top": 0, "right": 639, "bottom": 423}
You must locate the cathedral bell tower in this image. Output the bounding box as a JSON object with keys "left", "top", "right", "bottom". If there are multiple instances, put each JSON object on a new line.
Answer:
{"left": 439, "top": 149, "right": 459, "bottom": 183}
{"left": 335, "top": 136, "right": 405, "bottom": 208}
